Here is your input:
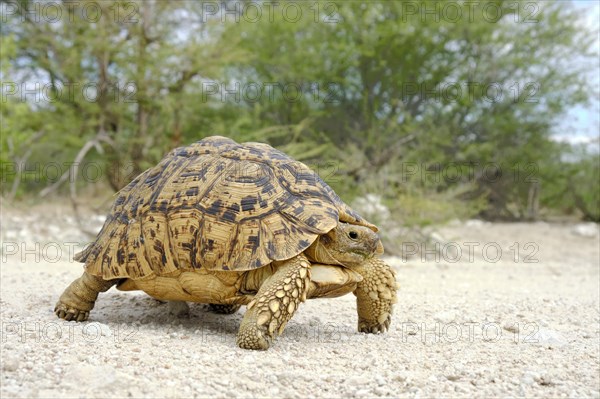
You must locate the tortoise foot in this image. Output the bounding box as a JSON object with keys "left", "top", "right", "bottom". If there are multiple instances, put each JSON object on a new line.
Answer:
{"left": 54, "top": 302, "right": 90, "bottom": 322}
{"left": 353, "top": 258, "right": 398, "bottom": 334}
{"left": 237, "top": 322, "right": 271, "bottom": 350}
{"left": 359, "top": 312, "right": 391, "bottom": 333}
{"left": 54, "top": 272, "right": 115, "bottom": 322}
{"left": 206, "top": 304, "right": 241, "bottom": 314}
{"left": 168, "top": 301, "right": 190, "bottom": 317}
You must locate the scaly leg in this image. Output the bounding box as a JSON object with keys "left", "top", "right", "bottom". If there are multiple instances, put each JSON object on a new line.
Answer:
{"left": 169, "top": 301, "right": 190, "bottom": 316}
{"left": 206, "top": 304, "right": 241, "bottom": 314}
{"left": 237, "top": 255, "right": 310, "bottom": 350}
{"left": 55, "top": 272, "right": 116, "bottom": 321}
{"left": 353, "top": 258, "right": 398, "bottom": 333}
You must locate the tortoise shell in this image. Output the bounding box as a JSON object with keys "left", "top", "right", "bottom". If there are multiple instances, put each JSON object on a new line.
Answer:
{"left": 75, "top": 136, "right": 377, "bottom": 279}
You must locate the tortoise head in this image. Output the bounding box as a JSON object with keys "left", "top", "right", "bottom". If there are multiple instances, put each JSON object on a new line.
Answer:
{"left": 305, "top": 223, "right": 384, "bottom": 267}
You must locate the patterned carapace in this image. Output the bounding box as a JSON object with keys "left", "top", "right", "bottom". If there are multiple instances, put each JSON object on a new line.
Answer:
{"left": 75, "top": 136, "right": 377, "bottom": 279}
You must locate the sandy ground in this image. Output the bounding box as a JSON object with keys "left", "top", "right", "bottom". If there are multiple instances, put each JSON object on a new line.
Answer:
{"left": 1, "top": 201, "right": 599, "bottom": 398}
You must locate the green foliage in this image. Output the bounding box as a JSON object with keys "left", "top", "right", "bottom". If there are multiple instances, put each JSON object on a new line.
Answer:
{"left": 1, "top": 0, "right": 598, "bottom": 225}
{"left": 540, "top": 143, "right": 600, "bottom": 221}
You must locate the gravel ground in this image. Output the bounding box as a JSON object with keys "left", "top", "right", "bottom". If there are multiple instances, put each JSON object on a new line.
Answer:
{"left": 1, "top": 201, "right": 599, "bottom": 398}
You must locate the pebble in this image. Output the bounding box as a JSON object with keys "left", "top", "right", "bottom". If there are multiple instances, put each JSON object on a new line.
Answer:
{"left": 445, "top": 372, "right": 462, "bottom": 382}
{"left": 2, "top": 356, "right": 19, "bottom": 372}
{"left": 433, "top": 310, "right": 456, "bottom": 323}
{"left": 521, "top": 370, "right": 554, "bottom": 386}
{"left": 531, "top": 328, "right": 568, "bottom": 348}
{"left": 571, "top": 223, "right": 598, "bottom": 238}
{"left": 347, "top": 376, "right": 370, "bottom": 386}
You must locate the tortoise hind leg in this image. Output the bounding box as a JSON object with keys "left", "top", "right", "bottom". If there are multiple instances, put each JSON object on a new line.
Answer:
{"left": 237, "top": 255, "right": 311, "bottom": 350}
{"left": 168, "top": 301, "right": 190, "bottom": 316}
{"left": 206, "top": 304, "right": 241, "bottom": 314}
{"left": 55, "top": 272, "right": 116, "bottom": 322}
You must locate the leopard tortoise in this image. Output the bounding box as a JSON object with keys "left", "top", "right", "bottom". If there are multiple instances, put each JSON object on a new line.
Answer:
{"left": 55, "top": 136, "right": 398, "bottom": 350}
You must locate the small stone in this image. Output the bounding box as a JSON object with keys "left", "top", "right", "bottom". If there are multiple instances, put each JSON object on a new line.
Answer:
{"left": 531, "top": 328, "right": 568, "bottom": 348}
{"left": 503, "top": 322, "right": 519, "bottom": 333}
{"left": 446, "top": 374, "right": 461, "bottom": 381}
{"left": 347, "top": 375, "right": 370, "bottom": 385}
{"left": 571, "top": 223, "right": 598, "bottom": 238}
{"left": 2, "top": 356, "right": 19, "bottom": 372}
{"left": 433, "top": 310, "right": 456, "bottom": 324}
{"left": 521, "top": 371, "right": 536, "bottom": 386}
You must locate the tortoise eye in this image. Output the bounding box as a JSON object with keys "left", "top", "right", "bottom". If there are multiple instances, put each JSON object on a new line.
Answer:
{"left": 348, "top": 231, "right": 358, "bottom": 240}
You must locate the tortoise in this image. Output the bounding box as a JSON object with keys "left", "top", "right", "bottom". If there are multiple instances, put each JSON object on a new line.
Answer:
{"left": 55, "top": 136, "right": 398, "bottom": 350}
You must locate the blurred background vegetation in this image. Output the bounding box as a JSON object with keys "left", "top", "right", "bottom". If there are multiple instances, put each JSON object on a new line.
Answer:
{"left": 1, "top": 0, "right": 599, "bottom": 240}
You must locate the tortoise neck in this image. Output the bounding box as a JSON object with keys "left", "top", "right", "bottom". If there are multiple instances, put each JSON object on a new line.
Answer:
{"left": 305, "top": 239, "right": 343, "bottom": 266}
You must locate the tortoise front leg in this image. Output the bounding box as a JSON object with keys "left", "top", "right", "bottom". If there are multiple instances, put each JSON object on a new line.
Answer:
{"left": 55, "top": 272, "right": 116, "bottom": 321}
{"left": 353, "top": 258, "right": 398, "bottom": 333}
{"left": 237, "top": 255, "right": 311, "bottom": 350}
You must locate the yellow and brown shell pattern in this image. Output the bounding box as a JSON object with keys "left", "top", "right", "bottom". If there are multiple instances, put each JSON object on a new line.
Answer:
{"left": 75, "top": 136, "right": 377, "bottom": 280}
